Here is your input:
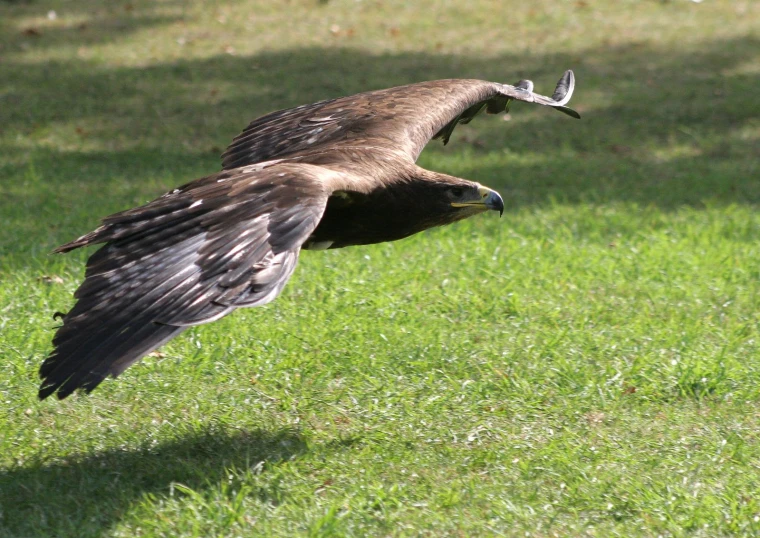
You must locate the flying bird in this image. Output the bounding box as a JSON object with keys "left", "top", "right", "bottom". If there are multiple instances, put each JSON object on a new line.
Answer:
{"left": 39, "top": 70, "right": 580, "bottom": 399}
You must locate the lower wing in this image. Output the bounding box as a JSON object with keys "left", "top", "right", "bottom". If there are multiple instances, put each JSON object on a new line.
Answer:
{"left": 39, "top": 163, "right": 330, "bottom": 399}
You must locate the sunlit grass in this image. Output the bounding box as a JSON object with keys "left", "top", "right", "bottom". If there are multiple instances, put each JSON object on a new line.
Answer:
{"left": 1, "top": 0, "right": 759, "bottom": 536}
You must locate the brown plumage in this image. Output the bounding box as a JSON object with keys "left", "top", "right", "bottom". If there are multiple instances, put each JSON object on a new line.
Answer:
{"left": 39, "top": 70, "right": 580, "bottom": 399}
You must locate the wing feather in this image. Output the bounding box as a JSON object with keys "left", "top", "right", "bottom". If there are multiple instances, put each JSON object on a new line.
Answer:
{"left": 39, "top": 164, "right": 331, "bottom": 399}
{"left": 221, "top": 70, "right": 580, "bottom": 168}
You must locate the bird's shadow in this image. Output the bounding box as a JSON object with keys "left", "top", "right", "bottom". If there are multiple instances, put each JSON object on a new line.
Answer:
{"left": 0, "top": 426, "right": 307, "bottom": 537}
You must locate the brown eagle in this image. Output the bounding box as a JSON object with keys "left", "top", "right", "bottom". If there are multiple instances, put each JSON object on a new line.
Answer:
{"left": 39, "top": 70, "right": 580, "bottom": 399}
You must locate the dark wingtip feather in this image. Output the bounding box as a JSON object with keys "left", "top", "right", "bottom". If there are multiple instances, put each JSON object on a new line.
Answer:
{"left": 37, "top": 372, "right": 94, "bottom": 400}
{"left": 555, "top": 105, "right": 581, "bottom": 119}
{"left": 38, "top": 384, "right": 57, "bottom": 400}
{"left": 38, "top": 357, "right": 85, "bottom": 400}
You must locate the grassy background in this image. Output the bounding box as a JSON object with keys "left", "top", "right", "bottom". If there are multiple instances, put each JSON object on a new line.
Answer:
{"left": 1, "top": 0, "right": 759, "bottom": 536}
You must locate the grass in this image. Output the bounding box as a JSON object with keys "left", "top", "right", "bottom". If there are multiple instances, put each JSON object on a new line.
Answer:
{"left": 1, "top": 0, "right": 759, "bottom": 535}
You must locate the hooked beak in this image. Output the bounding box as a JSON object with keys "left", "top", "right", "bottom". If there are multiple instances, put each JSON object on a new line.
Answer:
{"left": 481, "top": 187, "right": 504, "bottom": 217}
{"left": 452, "top": 186, "right": 504, "bottom": 217}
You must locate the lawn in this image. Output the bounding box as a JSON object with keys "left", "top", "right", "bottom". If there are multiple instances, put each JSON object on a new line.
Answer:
{"left": 1, "top": 0, "right": 759, "bottom": 536}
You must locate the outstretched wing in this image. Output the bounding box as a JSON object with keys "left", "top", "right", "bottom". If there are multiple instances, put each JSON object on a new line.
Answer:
{"left": 222, "top": 70, "right": 579, "bottom": 169}
{"left": 39, "top": 163, "right": 332, "bottom": 400}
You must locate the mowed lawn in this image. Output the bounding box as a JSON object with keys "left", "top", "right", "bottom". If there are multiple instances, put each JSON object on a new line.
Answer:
{"left": 1, "top": 0, "right": 759, "bottom": 536}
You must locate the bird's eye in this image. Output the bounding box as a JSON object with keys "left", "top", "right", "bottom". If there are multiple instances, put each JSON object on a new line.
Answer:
{"left": 449, "top": 187, "right": 464, "bottom": 197}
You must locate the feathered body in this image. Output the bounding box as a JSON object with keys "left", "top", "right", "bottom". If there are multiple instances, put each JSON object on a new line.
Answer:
{"left": 39, "top": 71, "right": 579, "bottom": 399}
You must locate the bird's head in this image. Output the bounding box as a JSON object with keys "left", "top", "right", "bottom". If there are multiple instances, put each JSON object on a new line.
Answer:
{"left": 398, "top": 177, "right": 504, "bottom": 233}
{"left": 446, "top": 182, "right": 504, "bottom": 217}
{"left": 424, "top": 179, "right": 503, "bottom": 226}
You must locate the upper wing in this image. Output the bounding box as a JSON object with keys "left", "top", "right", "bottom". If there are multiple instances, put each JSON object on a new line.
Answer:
{"left": 39, "top": 163, "right": 331, "bottom": 400}
{"left": 222, "top": 70, "right": 579, "bottom": 169}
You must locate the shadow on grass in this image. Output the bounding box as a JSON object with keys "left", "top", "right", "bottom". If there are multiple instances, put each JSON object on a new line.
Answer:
{"left": 0, "top": 426, "right": 306, "bottom": 537}
{"left": 0, "top": 0, "right": 184, "bottom": 52}
{"left": 1, "top": 36, "right": 758, "bottom": 259}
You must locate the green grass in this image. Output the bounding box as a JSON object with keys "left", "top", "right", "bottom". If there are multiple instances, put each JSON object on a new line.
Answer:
{"left": 1, "top": 0, "right": 760, "bottom": 536}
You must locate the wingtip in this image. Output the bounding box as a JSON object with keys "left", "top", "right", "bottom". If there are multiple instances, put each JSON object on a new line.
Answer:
{"left": 549, "top": 70, "right": 580, "bottom": 119}
{"left": 38, "top": 383, "right": 58, "bottom": 400}
{"left": 555, "top": 105, "right": 581, "bottom": 120}
{"left": 551, "top": 70, "right": 575, "bottom": 106}
{"left": 38, "top": 369, "right": 68, "bottom": 400}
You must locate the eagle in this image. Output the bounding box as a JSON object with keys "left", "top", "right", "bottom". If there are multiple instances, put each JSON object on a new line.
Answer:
{"left": 39, "top": 70, "right": 580, "bottom": 399}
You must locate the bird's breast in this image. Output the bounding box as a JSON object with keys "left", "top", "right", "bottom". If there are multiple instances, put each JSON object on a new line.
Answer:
{"left": 303, "top": 188, "right": 436, "bottom": 249}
